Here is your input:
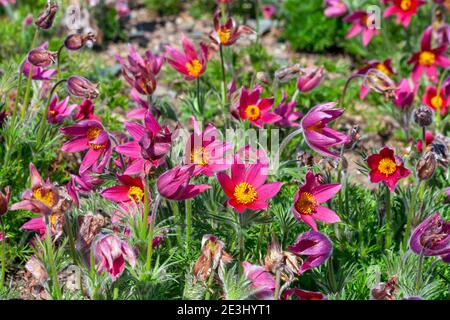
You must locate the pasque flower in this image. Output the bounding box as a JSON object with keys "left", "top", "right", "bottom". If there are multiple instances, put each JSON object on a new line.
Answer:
{"left": 0, "top": 187, "right": 11, "bottom": 216}
{"left": 357, "top": 59, "right": 397, "bottom": 77}
{"left": 393, "top": 79, "right": 416, "bottom": 109}
{"left": 274, "top": 92, "right": 302, "bottom": 127}
{"left": 288, "top": 230, "right": 333, "bottom": 274}
{"left": 35, "top": 1, "right": 58, "bottom": 30}
{"left": 157, "top": 165, "right": 211, "bottom": 201}
{"left": 165, "top": 35, "right": 208, "bottom": 80}
{"left": 296, "top": 67, "right": 324, "bottom": 93}
{"left": 115, "top": 111, "right": 174, "bottom": 175}
{"left": 422, "top": 86, "right": 448, "bottom": 115}
{"left": 291, "top": 171, "right": 341, "bottom": 231}
{"left": 66, "top": 76, "right": 99, "bottom": 99}
{"left": 27, "top": 47, "right": 57, "bottom": 68}
{"left": 407, "top": 26, "right": 450, "bottom": 83}
{"left": 115, "top": 44, "right": 164, "bottom": 95}
{"left": 344, "top": 10, "right": 379, "bottom": 46}
{"left": 283, "top": 289, "right": 327, "bottom": 300}
{"left": 367, "top": 146, "right": 411, "bottom": 192}
{"left": 64, "top": 32, "right": 96, "bottom": 51}
{"left": 262, "top": 5, "right": 277, "bottom": 20}
{"left": 409, "top": 213, "right": 450, "bottom": 258}
{"left": 73, "top": 99, "right": 99, "bottom": 122}
{"left": 383, "top": 0, "right": 426, "bottom": 28}
{"left": 242, "top": 261, "right": 276, "bottom": 300}
{"left": 127, "top": 88, "right": 161, "bottom": 120}
{"left": 234, "top": 85, "right": 281, "bottom": 128}
{"left": 209, "top": 10, "right": 254, "bottom": 46}
{"left": 360, "top": 68, "right": 396, "bottom": 100}
{"left": 185, "top": 117, "right": 233, "bottom": 176}
{"left": 416, "top": 130, "right": 434, "bottom": 153}
{"left": 217, "top": 162, "right": 283, "bottom": 213}
{"left": 324, "top": 0, "right": 348, "bottom": 17}
{"left": 94, "top": 234, "right": 136, "bottom": 281}
{"left": 61, "top": 120, "right": 112, "bottom": 173}
{"left": 47, "top": 95, "right": 77, "bottom": 124}
{"left": 301, "top": 102, "right": 349, "bottom": 158}
{"left": 101, "top": 175, "right": 148, "bottom": 205}
{"left": 21, "top": 214, "right": 64, "bottom": 240}
{"left": 22, "top": 42, "right": 56, "bottom": 81}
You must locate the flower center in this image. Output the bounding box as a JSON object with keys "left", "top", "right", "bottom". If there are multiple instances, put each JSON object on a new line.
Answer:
{"left": 294, "top": 192, "right": 317, "bottom": 215}
{"left": 376, "top": 63, "right": 390, "bottom": 76}
{"left": 400, "top": 0, "right": 412, "bottom": 10}
{"left": 49, "top": 110, "right": 56, "bottom": 117}
{"left": 186, "top": 59, "right": 203, "bottom": 77}
{"left": 127, "top": 186, "right": 144, "bottom": 202}
{"left": 431, "top": 95, "right": 443, "bottom": 109}
{"left": 233, "top": 182, "right": 257, "bottom": 205}
{"left": 419, "top": 51, "right": 436, "bottom": 66}
{"left": 218, "top": 28, "right": 231, "bottom": 44}
{"left": 307, "top": 121, "right": 324, "bottom": 132}
{"left": 33, "top": 187, "right": 55, "bottom": 207}
{"left": 87, "top": 126, "right": 102, "bottom": 141}
{"left": 245, "top": 105, "right": 260, "bottom": 121}
{"left": 190, "top": 147, "right": 209, "bottom": 166}
{"left": 377, "top": 158, "right": 397, "bottom": 176}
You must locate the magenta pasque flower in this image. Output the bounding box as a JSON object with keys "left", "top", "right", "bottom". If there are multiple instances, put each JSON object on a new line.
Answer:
{"left": 301, "top": 102, "right": 349, "bottom": 158}
{"left": 165, "top": 35, "right": 208, "bottom": 80}
{"left": 324, "top": 0, "right": 347, "bottom": 17}
{"left": 288, "top": 230, "right": 333, "bottom": 274}
{"left": 127, "top": 88, "right": 161, "bottom": 120}
{"left": 242, "top": 261, "right": 276, "bottom": 300}
{"left": 292, "top": 171, "right": 341, "bottom": 231}
{"left": 66, "top": 76, "right": 99, "bottom": 99}
{"left": 234, "top": 85, "right": 281, "bottom": 128}
{"left": 407, "top": 26, "right": 450, "bottom": 83}
{"left": 209, "top": 10, "right": 254, "bottom": 47}
{"left": 262, "top": 4, "right": 277, "bottom": 20}
{"left": 393, "top": 79, "right": 416, "bottom": 109}
{"left": 22, "top": 42, "right": 56, "bottom": 81}
{"left": 274, "top": 92, "right": 302, "bottom": 127}
{"left": 283, "top": 288, "right": 327, "bottom": 300}
{"left": 344, "top": 10, "right": 379, "bottom": 46}
{"left": 47, "top": 95, "right": 77, "bottom": 124}
{"left": 101, "top": 175, "right": 148, "bottom": 205}
{"left": 73, "top": 99, "right": 99, "bottom": 122}
{"left": 157, "top": 165, "right": 211, "bottom": 201}
{"left": 61, "top": 120, "right": 112, "bottom": 174}
{"left": 383, "top": 0, "right": 425, "bottom": 28}
{"left": 27, "top": 47, "right": 57, "bottom": 68}
{"left": 296, "top": 67, "right": 324, "bottom": 93}
{"left": 94, "top": 234, "right": 136, "bottom": 281}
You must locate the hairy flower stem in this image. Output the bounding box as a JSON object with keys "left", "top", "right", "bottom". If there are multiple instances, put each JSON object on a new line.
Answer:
{"left": 56, "top": 45, "right": 64, "bottom": 81}
{"left": 238, "top": 214, "right": 245, "bottom": 275}
{"left": 37, "top": 79, "right": 67, "bottom": 145}
{"left": 11, "top": 61, "right": 25, "bottom": 125}
{"left": 422, "top": 126, "right": 426, "bottom": 155}
{"left": 196, "top": 77, "right": 202, "bottom": 116}
{"left": 274, "top": 269, "right": 281, "bottom": 300}
{"left": 204, "top": 269, "right": 215, "bottom": 300}
{"left": 44, "top": 215, "right": 62, "bottom": 299}
{"left": 146, "top": 193, "right": 160, "bottom": 272}
{"left": 416, "top": 250, "right": 425, "bottom": 290}
{"left": 185, "top": 199, "right": 192, "bottom": 255}
{"left": 142, "top": 174, "right": 150, "bottom": 238}
{"left": 256, "top": 224, "right": 265, "bottom": 258}
{"left": 339, "top": 74, "right": 364, "bottom": 107}
{"left": 279, "top": 127, "right": 303, "bottom": 157}
{"left": 290, "top": 89, "right": 300, "bottom": 103}
{"left": 219, "top": 45, "right": 227, "bottom": 114}
{"left": 64, "top": 213, "right": 79, "bottom": 265}
{"left": 254, "top": 0, "right": 261, "bottom": 44}
{"left": 403, "top": 184, "right": 419, "bottom": 251}
{"left": 385, "top": 186, "right": 392, "bottom": 249}
{"left": 0, "top": 218, "right": 6, "bottom": 289}
{"left": 169, "top": 201, "right": 183, "bottom": 250}
{"left": 20, "top": 66, "right": 34, "bottom": 121}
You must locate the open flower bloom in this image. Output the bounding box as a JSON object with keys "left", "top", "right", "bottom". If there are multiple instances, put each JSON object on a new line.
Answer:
{"left": 73, "top": 99, "right": 99, "bottom": 122}
{"left": 157, "top": 165, "right": 211, "bottom": 201}
{"left": 115, "top": 111, "right": 174, "bottom": 175}
{"left": 422, "top": 86, "right": 448, "bottom": 115}
{"left": 217, "top": 162, "right": 283, "bottom": 213}
{"left": 288, "top": 230, "right": 333, "bottom": 274}
{"left": 296, "top": 67, "right": 324, "bottom": 93}
{"left": 101, "top": 175, "right": 148, "bottom": 205}
{"left": 61, "top": 120, "right": 112, "bottom": 174}
{"left": 416, "top": 130, "right": 434, "bottom": 153}
{"left": 209, "top": 10, "right": 254, "bottom": 47}
{"left": 301, "top": 102, "right": 349, "bottom": 158}
{"left": 409, "top": 213, "right": 450, "bottom": 258}
{"left": 185, "top": 117, "right": 233, "bottom": 176}
{"left": 324, "top": 0, "right": 348, "bottom": 17}
{"left": 344, "top": 10, "right": 379, "bottom": 46}
{"left": 393, "top": 79, "right": 416, "bottom": 109}
{"left": 193, "top": 234, "right": 233, "bottom": 281}
{"left": 94, "top": 234, "right": 136, "bottom": 281}
{"left": 70, "top": 167, "right": 104, "bottom": 194}
{"left": 21, "top": 213, "right": 64, "bottom": 240}
{"left": 407, "top": 26, "right": 450, "bottom": 83}
{"left": 165, "top": 35, "right": 208, "bottom": 80}
{"left": 242, "top": 262, "right": 276, "bottom": 300}
{"left": 274, "top": 92, "right": 302, "bottom": 127}
{"left": 383, "top": 0, "right": 425, "bottom": 28}
{"left": 234, "top": 86, "right": 281, "bottom": 128}
{"left": 47, "top": 95, "right": 77, "bottom": 124}
{"left": 367, "top": 146, "right": 411, "bottom": 192}
{"left": 115, "top": 44, "right": 164, "bottom": 95}
{"left": 127, "top": 88, "right": 161, "bottom": 120}
{"left": 11, "top": 163, "right": 60, "bottom": 216}
{"left": 262, "top": 4, "right": 277, "bottom": 19}
{"left": 291, "top": 171, "right": 341, "bottom": 231}
{"left": 283, "top": 288, "right": 327, "bottom": 300}
{"left": 22, "top": 42, "right": 56, "bottom": 81}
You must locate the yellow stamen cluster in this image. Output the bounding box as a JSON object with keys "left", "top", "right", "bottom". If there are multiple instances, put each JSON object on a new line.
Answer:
{"left": 377, "top": 158, "right": 397, "bottom": 176}
{"left": 376, "top": 63, "right": 391, "bottom": 76}
{"left": 33, "top": 187, "right": 55, "bottom": 207}
{"left": 190, "top": 147, "right": 209, "bottom": 166}
{"left": 419, "top": 51, "right": 436, "bottom": 66}
{"left": 87, "top": 126, "right": 102, "bottom": 140}
{"left": 128, "top": 186, "right": 144, "bottom": 202}
{"left": 294, "top": 192, "right": 317, "bottom": 215}
{"left": 400, "top": 0, "right": 412, "bottom": 11}
{"left": 186, "top": 59, "right": 203, "bottom": 77}
{"left": 233, "top": 182, "right": 257, "bottom": 205}
{"left": 218, "top": 28, "right": 231, "bottom": 44}
{"left": 431, "top": 96, "right": 443, "bottom": 110}
{"left": 245, "top": 105, "right": 260, "bottom": 121}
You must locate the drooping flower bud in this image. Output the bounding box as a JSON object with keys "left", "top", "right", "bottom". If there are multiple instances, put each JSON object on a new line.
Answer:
{"left": 35, "top": 1, "right": 59, "bottom": 30}
{"left": 370, "top": 275, "right": 398, "bottom": 300}
{"left": 414, "top": 106, "right": 433, "bottom": 127}
{"left": 64, "top": 32, "right": 96, "bottom": 51}
{"left": 363, "top": 68, "right": 396, "bottom": 99}
{"left": 27, "top": 47, "right": 57, "bottom": 68}
{"left": 416, "top": 151, "right": 437, "bottom": 180}
{"left": 0, "top": 186, "right": 11, "bottom": 216}
{"left": 67, "top": 76, "right": 99, "bottom": 99}
{"left": 274, "top": 64, "right": 305, "bottom": 83}
{"left": 256, "top": 71, "right": 272, "bottom": 85}
{"left": 296, "top": 67, "right": 324, "bottom": 92}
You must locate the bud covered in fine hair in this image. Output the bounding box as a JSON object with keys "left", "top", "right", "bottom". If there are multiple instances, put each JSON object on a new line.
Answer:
{"left": 0, "top": 186, "right": 11, "bottom": 216}
{"left": 414, "top": 106, "right": 433, "bottom": 127}
{"left": 274, "top": 64, "right": 305, "bottom": 83}
{"left": 256, "top": 72, "right": 272, "bottom": 85}
{"left": 416, "top": 151, "right": 437, "bottom": 180}
{"left": 27, "top": 47, "right": 57, "bottom": 68}
{"left": 35, "top": 1, "right": 59, "bottom": 30}
{"left": 370, "top": 275, "right": 398, "bottom": 300}
{"left": 67, "top": 76, "right": 99, "bottom": 99}
{"left": 64, "top": 32, "right": 96, "bottom": 51}
{"left": 296, "top": 67, "right": 324, "bottom": 92}
{"left": 363, "top": 68, "right": 396, "bottom": 99}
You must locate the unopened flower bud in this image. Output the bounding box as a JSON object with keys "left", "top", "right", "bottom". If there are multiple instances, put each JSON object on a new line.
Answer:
{"left": 274, "top": 64, "right": 305, "bottom": 83}
{"left": 256, "top": 72, "right": 271, "bottom": 85}
{"left": 416, "top": 151, "right": 437, "bottom": 180}
{"left": 364, "top": 68, "right": 396, "bottom": 99}
{"left": 64, "top": 32, "right": 96, "bottom": 51}
{"left": 414, "top": 106, "right": 433, "bottom": 127}
{"left": 297, "top": 67, "right": 324, "bottom": 92}
{"left": 344, "top": 125, "right": 360, "bottom": 150}
{"left": 0, "top": 186, "right": 11, "bottom": 216}
{"left": 27, "top": 48, "right": 57, "bottom": 67}
{"left": 35, "top": 1, "right": 59, "bottom": 30}
{"left": 370, "top": 275, "right": 398, "bottom": 300}
{"left": 67, "top": 76, "right": 99, "bottom": 99}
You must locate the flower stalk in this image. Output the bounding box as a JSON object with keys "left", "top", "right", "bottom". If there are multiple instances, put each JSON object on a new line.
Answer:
{"left": 0, "top": 217, "right": 6, "bottom": 289}
{"left": 44, "top": 215, "right": 62, "bottom": 299}
{"left": 385, "top": 185, "right": 392, "bottom": 249}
